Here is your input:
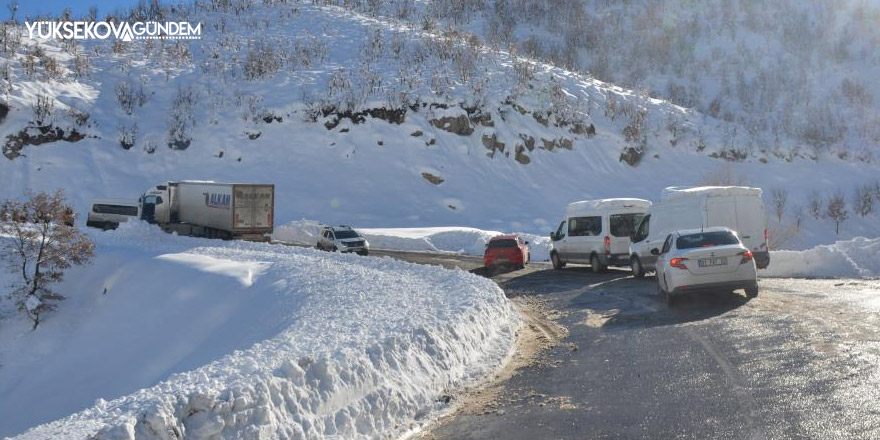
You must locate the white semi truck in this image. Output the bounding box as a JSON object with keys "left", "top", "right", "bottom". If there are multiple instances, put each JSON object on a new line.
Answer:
{"left": 139, "top": 181, "right": 274, "bottom": 241}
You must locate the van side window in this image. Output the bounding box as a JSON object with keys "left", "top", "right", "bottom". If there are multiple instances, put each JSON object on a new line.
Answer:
{"left": 92, "top": 204, "right": 138, "bottom": 216}
{"left": 569, "top": 216, "right": 602, "bottom": 236}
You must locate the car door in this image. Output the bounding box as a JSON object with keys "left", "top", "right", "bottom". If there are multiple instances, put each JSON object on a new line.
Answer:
{"left": 631, "top": 214, "right": 652, "bottom": 263}
{"left": 553, "top": 220, "right": 569, "bottom": 260}
{"left": 656, "top": 234, "right": 674, "bottom": 292}
{"left": 319, "top": 230, "right": 332, "bottom": 249}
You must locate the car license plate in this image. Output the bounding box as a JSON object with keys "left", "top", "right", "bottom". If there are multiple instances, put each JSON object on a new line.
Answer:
{"left": 698, "top": 257, "right": 727, "bottom": 267}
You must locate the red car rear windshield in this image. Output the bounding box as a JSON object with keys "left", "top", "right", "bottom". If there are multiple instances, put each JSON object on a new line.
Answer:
{"left": 488, "top": 239, "right": 518, "bottom": 248}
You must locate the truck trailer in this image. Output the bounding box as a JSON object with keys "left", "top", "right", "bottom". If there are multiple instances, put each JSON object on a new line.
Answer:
{"left": 139, "top": 181, "right": 274, "bottom": 241}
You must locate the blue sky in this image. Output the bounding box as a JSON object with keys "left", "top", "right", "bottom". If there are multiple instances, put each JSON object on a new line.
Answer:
{"left": 10, "top": 0, "right": 144, "bottom": 20}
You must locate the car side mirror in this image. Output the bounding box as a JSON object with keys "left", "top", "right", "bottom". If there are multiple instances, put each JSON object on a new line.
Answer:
{"left": 650, "top": 248, "right": 660, "bottom": 256}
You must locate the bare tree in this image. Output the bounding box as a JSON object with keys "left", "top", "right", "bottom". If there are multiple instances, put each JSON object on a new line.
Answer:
{"left": 771, "top": 188, "right": 788, "bottom": 222}
{"left": 853, "top": 184, "right": 874, "bottom": 217}
{"left": 1, "top": 190, "right": 94, "bottom": 329}
{"left": 791, "top": 205, "right": 804, "bottom": 232}
{"left": 6, "top": 1, "right": 18, "bottom": 22}
{"left": 807, "top": 190, "right": 823, "bottom": 219}
{"left": 826, "top": 192, "right": 848, "bottom": 236}
{"left": 32, "top": 93, "right": 54, "bottom": 126}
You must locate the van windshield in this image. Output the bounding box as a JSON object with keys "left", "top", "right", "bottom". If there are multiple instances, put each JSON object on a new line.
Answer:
{"left": 610, "top": 213, "right": 645, "bottom": 238}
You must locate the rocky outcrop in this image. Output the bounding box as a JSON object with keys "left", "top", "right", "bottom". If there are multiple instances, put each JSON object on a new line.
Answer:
{"left": 421, "top": 172, "right": 445, "bottom": 185}
{"left": 3, "top": 125, "right": 87, "bottom": 160}
{"left": 430, "top": 115, "right": 473, "bottom": 136}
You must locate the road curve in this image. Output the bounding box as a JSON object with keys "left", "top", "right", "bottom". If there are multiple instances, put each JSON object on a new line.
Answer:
{"left": 374, "top": 250, "right": 880, "bottom": 439}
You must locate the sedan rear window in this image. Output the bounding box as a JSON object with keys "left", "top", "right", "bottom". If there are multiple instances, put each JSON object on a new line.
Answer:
{"left": 488, "top": 239, "right": 517, "bottom": 248}
{"left": 676, "top": 231, "right": 740, "bottom": 249}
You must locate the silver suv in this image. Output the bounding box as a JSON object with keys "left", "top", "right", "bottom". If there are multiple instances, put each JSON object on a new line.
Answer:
{"left": 317, "top": 225, "right": 370, "bottom": 255}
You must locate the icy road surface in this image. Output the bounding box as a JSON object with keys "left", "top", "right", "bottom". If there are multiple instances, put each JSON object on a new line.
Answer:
{"left": 408, "top": 261, "right": 880, "bottom": 439}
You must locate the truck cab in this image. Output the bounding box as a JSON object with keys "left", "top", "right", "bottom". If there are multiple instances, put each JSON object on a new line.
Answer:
{"left": 139, "top": 183, "right": 173, "bottom": 224}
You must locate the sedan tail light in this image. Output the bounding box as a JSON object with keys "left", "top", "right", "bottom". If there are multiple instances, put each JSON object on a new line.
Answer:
{"left": 739, "top": 250, "right": 754, "bottom": 265}
{"left": 669, "top": 257, "right": 689, "bottom": 270}
{"left": 764, "top": 228, "right": 770, "bottom": 250}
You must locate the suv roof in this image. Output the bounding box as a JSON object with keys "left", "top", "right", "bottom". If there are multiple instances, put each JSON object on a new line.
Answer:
{"left": 323, "top": 225, "right": 358, "bottom": 232}
{"left": 490, "top": 234, "right": 519, "bottom": 241}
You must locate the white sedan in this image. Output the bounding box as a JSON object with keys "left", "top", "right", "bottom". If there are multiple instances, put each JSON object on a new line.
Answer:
{"left": 653, "top": 227, "right": 758, "bottom": 305}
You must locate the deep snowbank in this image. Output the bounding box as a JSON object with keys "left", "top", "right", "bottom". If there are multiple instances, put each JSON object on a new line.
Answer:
{"left": 273, "top": 221, "right": 552, "bottom": 261}
{"left": 761, "top": 237, "right": 880, "bottom": 279}
{"left": 1, "top": 222, "right": 518, "bottom": 439}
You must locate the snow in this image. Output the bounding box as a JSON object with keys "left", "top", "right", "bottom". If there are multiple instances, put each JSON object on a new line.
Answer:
{"left": 661, "top": 186, "right": 763, "bottom": 201}
{"left": 0, "top": 2, "right": 877, "bottom": 253}
{"left": 0, "top": 222, "right": 518, "bottom": 438}
{"left": 566, "top": 198, "right": 652, "bottom": 214}
{"left": 274, "top": 222, "right": 553, "bottom": 262}
{"left": 761, "top": 237, "right": 880, "bottom": 279}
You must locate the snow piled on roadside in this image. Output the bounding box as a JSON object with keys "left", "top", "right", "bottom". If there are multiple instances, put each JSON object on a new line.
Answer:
{"left": 761, "top": 237, "right": 880, "bottom": 279}
{"left": 273, "top": 221, "right": 552, "bottom": 261}
{"left": 4, "top": 222, "right": 518, "bottom": 439}
{"left": 362, "top": 227, "right": 552, "bottom": 261}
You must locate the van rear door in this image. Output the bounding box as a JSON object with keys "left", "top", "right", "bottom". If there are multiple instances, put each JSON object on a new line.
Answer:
{"left": 733, "top": 195, "right": 765, "bottom": 251}
{"left": 705, "top": 195, "right": 765, "bottom": 251}
{"left": 705, "top": 196, "right": 738, "bottom": 232}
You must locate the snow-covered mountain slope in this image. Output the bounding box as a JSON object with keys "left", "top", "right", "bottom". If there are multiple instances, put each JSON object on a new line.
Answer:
{"left": 0, "top": 222, "right": 517, "bottom": 438}
{"left": 0, "top": 1, "right": 878, "bottom": 250}
{"left": 423, "top": 0, "right": 880, "bottom": 160}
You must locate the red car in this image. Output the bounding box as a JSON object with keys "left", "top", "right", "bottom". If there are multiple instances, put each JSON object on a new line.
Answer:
{"left": 484, "top": 235, "right": 531, "bottom": 270}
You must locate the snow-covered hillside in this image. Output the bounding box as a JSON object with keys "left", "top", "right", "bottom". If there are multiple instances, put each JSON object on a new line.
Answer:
{"left": 0, "top": 0, "right": 878, "bottom": 251}
{"left": 0, "top": 222, "right": 517, "bottom": 438}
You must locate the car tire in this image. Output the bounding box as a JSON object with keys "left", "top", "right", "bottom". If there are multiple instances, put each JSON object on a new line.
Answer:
{"left": 330, "top": 245, "right": 338, "bottom": 252}
{"left": 630, "top": 256, "right": 645, "bottom": 279}
{"left": 591, "top": 254, "right": 606, "bottom": 273}
{"left": 357, "top": 249, "right": 369, "bottom": 256}
{"left": 659, "top": 277, "right": 675, "bottom": 306}
{"left": 551, "top": 252, "right": 565, "bottom": 270}
{"left": 746, "top": 286, "right": 758, "bottom": 298}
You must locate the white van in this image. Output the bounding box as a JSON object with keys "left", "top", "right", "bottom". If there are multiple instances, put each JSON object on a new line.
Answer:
{"left": 629, "top": 186, "right": 770, "bottom": 277}
{"left": 550, "top": 198, "right": 652, "bottom": 272}
{"left": 86, "top": 199, "right": 139, "bottom": 230}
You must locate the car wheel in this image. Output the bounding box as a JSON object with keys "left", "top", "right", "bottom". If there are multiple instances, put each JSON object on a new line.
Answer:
{"left": 357, "top": 249, "right": 369, "bottom": 256}
{"left": 591, "top": 254, "right": 606, "bottom": 273}
{"left": 746, "top": 286, "right": 758, "bottom": 298}
{"left": 330, "top": 245, "right": 338, "bottom": 252}
{"left": 551, "top": 252, "right": 565, "bottom": 270}
{"left": 630, "top": 256, "right": 645, "bottom": 278}
{"left": 659, "top": 276, "right": 675, "bottom": 306}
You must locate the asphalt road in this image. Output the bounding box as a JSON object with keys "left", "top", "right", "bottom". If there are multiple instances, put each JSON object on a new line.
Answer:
{"left": 374, "top": 250, "right": 880, "bottom": 440}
